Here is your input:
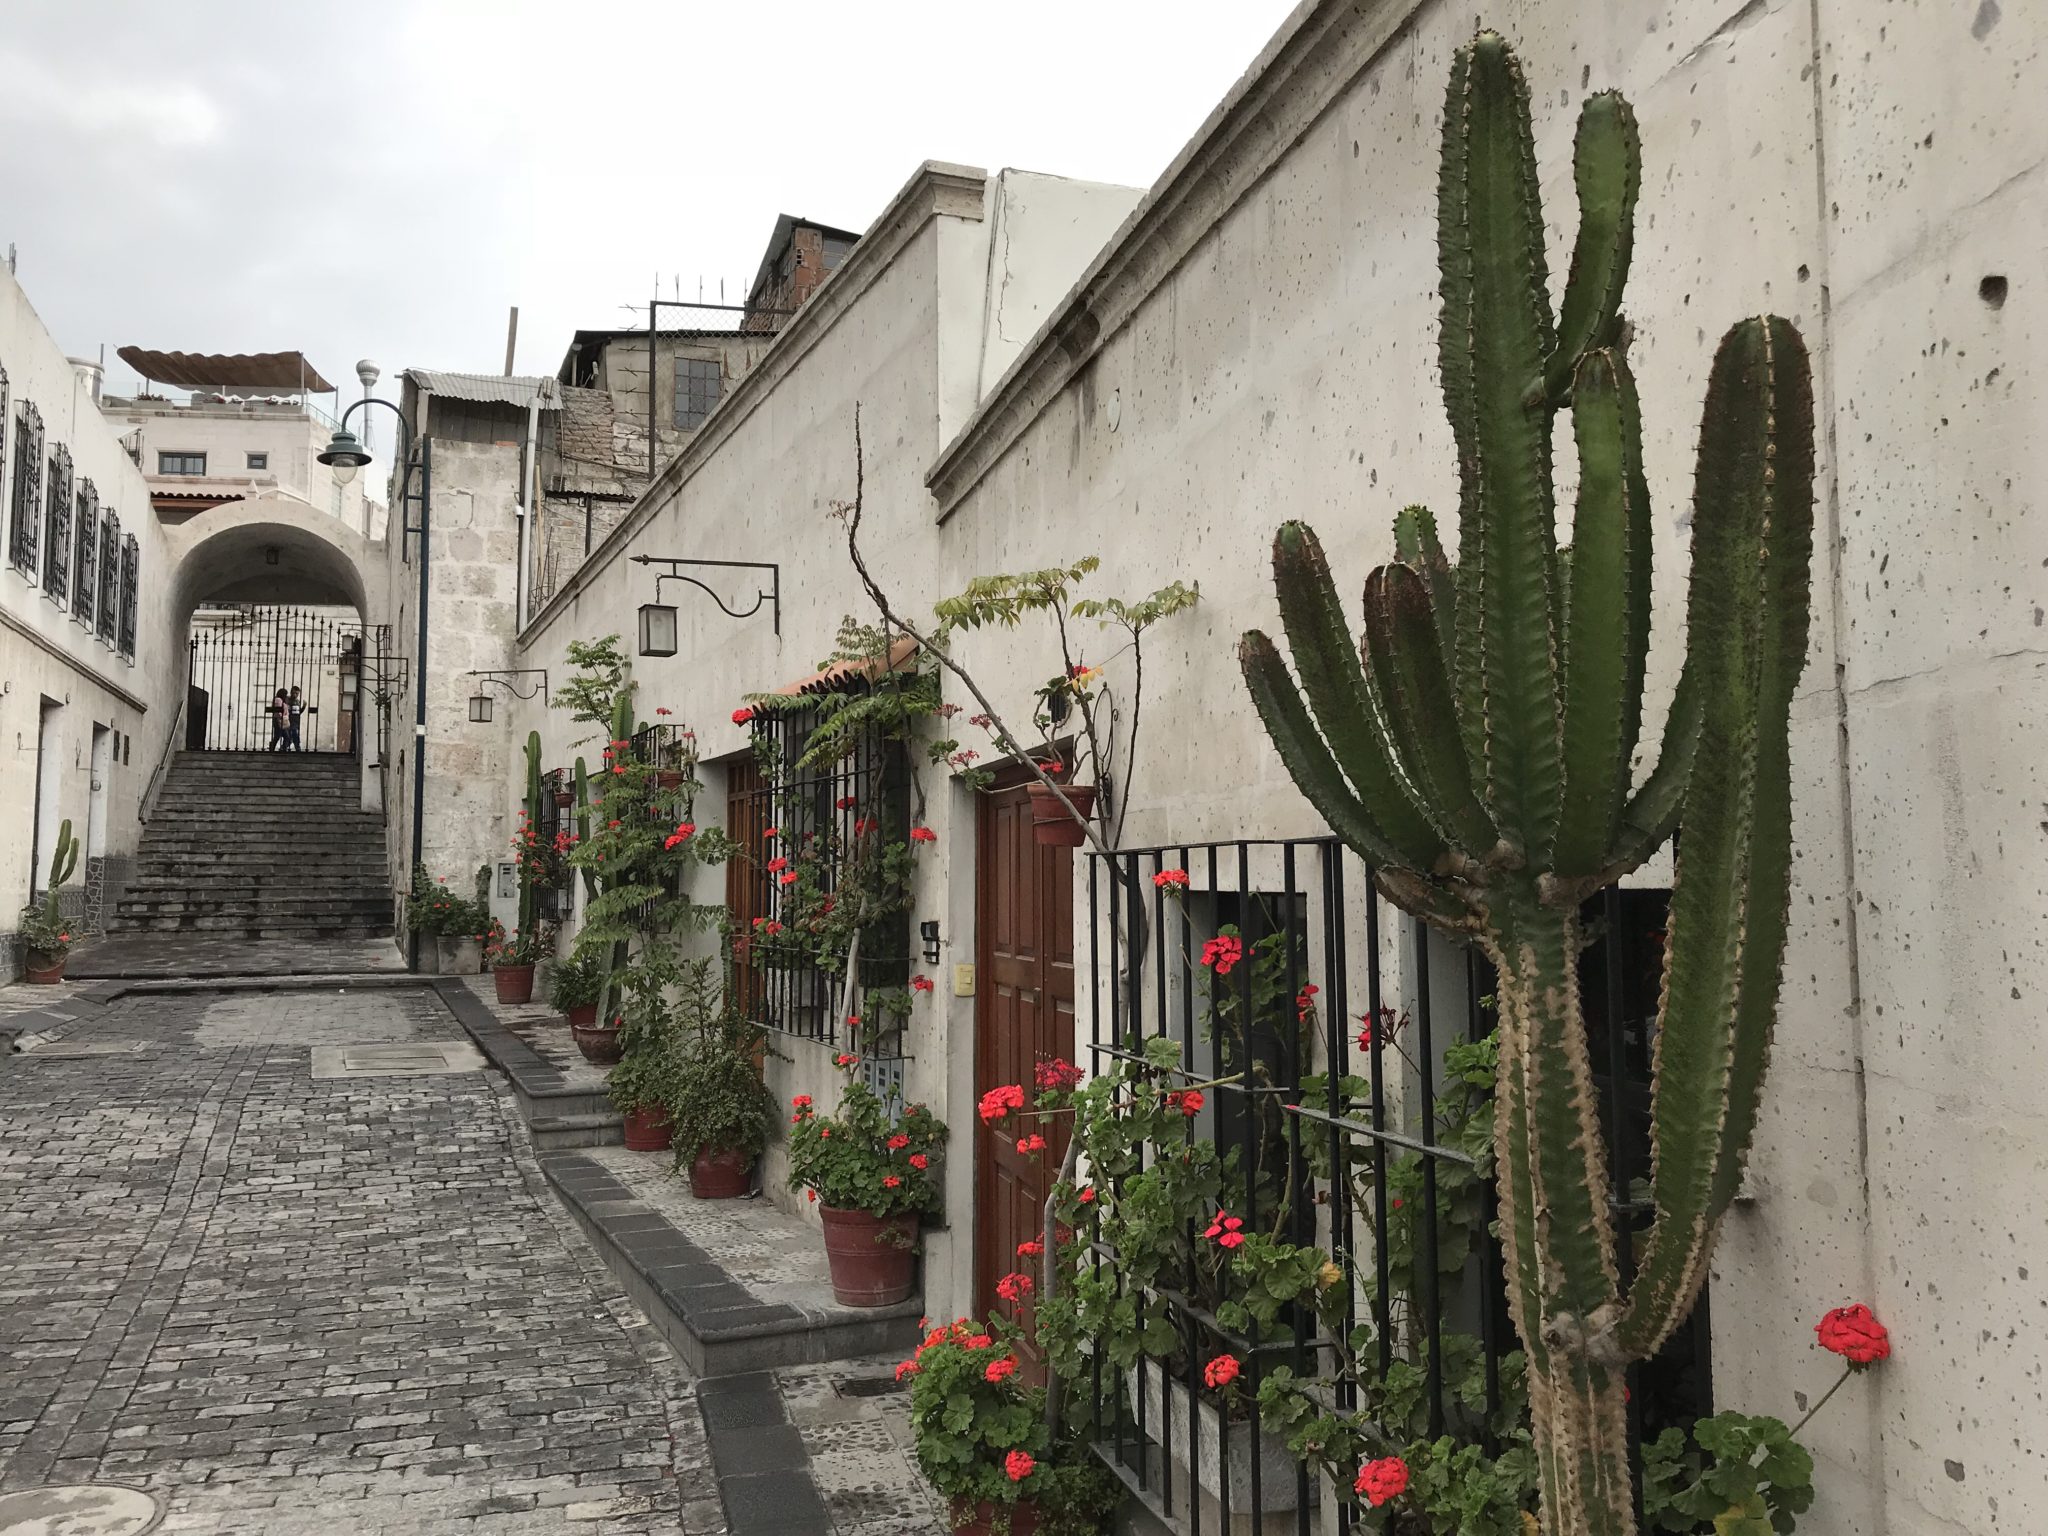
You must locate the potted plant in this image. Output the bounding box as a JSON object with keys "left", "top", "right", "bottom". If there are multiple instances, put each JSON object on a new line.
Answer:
{"left": 484, "top": 921, "right": 547, "bottom": 1004}
{"left": 905, "top": 1314, "right": 1050, "bottom": 1534}
{"left": 549, "top": 768, "right": 573, "bottom": 809}
{"left": 436, "top": 866, "right": 492, "bottom": 975}
{"left": 667, "top": 963, "right": 776, "bottom": 1198}
{"left": 606, "top": 1027, "right": 678, "bottom": 1151}
{"left": 787, "top": 1067, "right": 947, "bottom": 1306}
{"left": 16, "top": 819, "right": 78, "bottom": 983}
{"left": 548, "top": 949, "right": 607, "bottom": 1029}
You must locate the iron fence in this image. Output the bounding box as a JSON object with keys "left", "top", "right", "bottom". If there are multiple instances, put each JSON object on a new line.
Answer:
{"left": 184, "top": 603, "right": 364, "bottom": 753}
{"left": 1076, "top": 837, "right": 1704, "bottom": 1535}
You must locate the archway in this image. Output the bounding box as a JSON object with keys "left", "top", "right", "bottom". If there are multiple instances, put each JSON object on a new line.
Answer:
{"left": 166, "top": 494, "right": 385, "bottom": 759}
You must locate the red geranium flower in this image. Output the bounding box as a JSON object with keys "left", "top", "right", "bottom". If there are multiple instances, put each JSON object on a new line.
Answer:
{"left": 1203, "top": 1213, "right": 1246, "bottom": 1249}
{"left": 1166, "top": 1089, "right": 1204, "bottom": 1116}
{"left": 1355, "top": 1457, "right": 1408, "bottom": 1507}
{"left": 1815, "top": 1304, "right": 1891, "bottom": 1367}
{"left": 1004, "top": 1450, "right": 1034, "bottom": 1483}
{"left": 911, "top": 974, "right": 935, "bottom": 993}
{"left": 835, "top": 1053, "right": 859, "bottom": 1068}
{"left": 882, "top": 1175, "right": 901, "bottom": 1189}
{"left": 995, "top": 1272, "right": 1033, "bottom": 1303}
{"left": 1200, "top": 934, "right": 1244, "bottom": 975}
{"left": 732, "top": 707, "right": 753, "bottom": 725}
{"left": 1016, "top": 1240, "right": 1044, "bottom": 1258}
{"left": 766, "top": 856, "right": 790, "bottom": 873}
{"left": 791, "top": 1094, "right": 813, "bottom": 1111}
{"left": 1076, "top": 1186, "right": 1096, "bottom": 1204}
{"left": 1153, "top": 868, "right": 1190, "bottom": 889}
{"left": 908, "top": 1153, "right": 929, "bottom": 1170}
{"left": 655, "top": 707, "right": 671, "bottom": 716}
{"left": 1203, "top": 1354, "right": 1240, "bottom": 1390}
{"left": 978, "top": 1084, "right": 1026, "bottom": 1123}
{"left": 1033, "top": 1057, "right": 1083, "bottom": 1092}
{"left": 763, "top": 826, "right": 780, "bottom": 839}
{"left": 887, "top": 1133, "right": 911, "bottom": 1150}
{"left": 895, "top": 1358, "right": 918, "bottom": 1381}
{"left": 835, "top": 795, "right": 858, "bottom": 809}
{"left": 1015, "top": 1133, "right": 1047, "bottom": 1154}
{"left": 779, "top": 872, "right": 798, "bottom": 886}
{"left": 909, "top": 826, "right": 937, "bottom": 843}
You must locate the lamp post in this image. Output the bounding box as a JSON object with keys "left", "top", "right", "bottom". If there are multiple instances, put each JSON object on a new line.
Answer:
{"left": 320, "top": 389, "right": 432, "bottom": 968}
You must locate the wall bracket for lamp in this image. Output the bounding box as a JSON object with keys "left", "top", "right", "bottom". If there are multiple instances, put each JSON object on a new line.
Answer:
{"left": 630, "top": 555, "right": 781, "bottom": 650}
{"left": 466, "top": 668, "right": 550, "bottom": 723}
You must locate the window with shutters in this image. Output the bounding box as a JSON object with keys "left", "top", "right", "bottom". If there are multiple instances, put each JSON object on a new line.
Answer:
{"left": 73, "top": 479, "right": 98, "bottom": 629}
{"left": 9, "top": 399, "right": 42, "bottom": 578}
{"left": 44, "top": 442, "right": 72, "bottom": 605}
{"left": 118, "top": 533, "right": 138, "bottom": 659}
{"left": 96, "top": 508, "right": 120, "bottom": 644}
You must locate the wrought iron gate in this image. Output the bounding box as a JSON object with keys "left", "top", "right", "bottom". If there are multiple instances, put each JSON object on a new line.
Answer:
{"left": 185, "top": 603, "right": 365, "bottom": 754}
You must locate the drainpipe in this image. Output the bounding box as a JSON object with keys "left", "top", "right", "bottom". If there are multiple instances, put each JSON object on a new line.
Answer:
{"left": 515, "top": 391, "right": 540, "bottom": 632}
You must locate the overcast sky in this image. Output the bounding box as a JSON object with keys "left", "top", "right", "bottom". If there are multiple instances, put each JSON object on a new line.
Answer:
{"left": 0, "top": 0, "right": 1294, "bottom": 441}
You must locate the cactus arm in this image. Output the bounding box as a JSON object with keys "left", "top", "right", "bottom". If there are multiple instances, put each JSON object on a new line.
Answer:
{"left": 1239, "top": 630, "right": 1444, "bottom": 876}
{"left": 1361, "top": 566, "right": 1495, "bottom": 854}
{"left": 1616, "top": 318, "right": 1815, "bottom": 1358}
{"left": 1544, "top": 93, "right": 1641, "bottom": 404}
{"left": 50, "top": 820, "right": 78, "bottom": 887}
{"left": 1440, "top": 32, "right": 1564, "bottom": 859}
{"left": 1393, "top": 504, "right": 1461, "bottom": 693}
{"left": 574, "top": 758, "right": 598, "bottom": 902}
{"left": 1553, "top": 350, "right": 1654, "bottom": 875}
{"left": 519, "top": 731, "right": 541, "bottom": 936}
{"left": 1269, "top": 522, "right": 1445, "bottom": 865}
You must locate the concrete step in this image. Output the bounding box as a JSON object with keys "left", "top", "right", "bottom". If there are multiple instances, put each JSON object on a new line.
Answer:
{"left": 103, "top": 915, "right": 397, "bottom": 937}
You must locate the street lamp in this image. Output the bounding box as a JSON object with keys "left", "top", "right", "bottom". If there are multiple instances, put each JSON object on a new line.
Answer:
{"left": 468, "top": 692, "right": 493, "bottom": 724}
{"left": 319, "top": 428, "right": 371, "bottom": 486}
{"left": 638, "top": 602, "right": 679, "bottom": 658}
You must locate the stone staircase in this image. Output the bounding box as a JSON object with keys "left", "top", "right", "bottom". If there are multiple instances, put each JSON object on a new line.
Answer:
{"left": 109, "top": 752, "right": 394, "bottom": 940}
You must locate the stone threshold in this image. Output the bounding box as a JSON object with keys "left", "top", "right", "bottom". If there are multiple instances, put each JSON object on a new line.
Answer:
{"left": 538, "top": 1150, "right": 922, "bottom": 1378}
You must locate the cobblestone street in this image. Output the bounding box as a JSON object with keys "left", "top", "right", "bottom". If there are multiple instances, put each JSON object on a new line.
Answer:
{"left": 0, "top": 986, "right": 715, "bottom": 1534}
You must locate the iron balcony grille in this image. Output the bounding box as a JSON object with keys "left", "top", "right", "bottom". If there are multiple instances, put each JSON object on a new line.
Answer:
{"left": 96, "top": 509, "right": 120, "bottom": 643}
{"left": 1074, "top": 837, "right": 1704, "bottom": 1536}
{"left": 117, "top": 533, "right": 139, "bottom": 659}
{"left": 72, "top": 478, "right": 98, "bottom": 628}
{"left": 9, "top": 398, "right": 42, "bottom": 578}
{"left": 44, "top": 441, "right": 72, "bottom": 605}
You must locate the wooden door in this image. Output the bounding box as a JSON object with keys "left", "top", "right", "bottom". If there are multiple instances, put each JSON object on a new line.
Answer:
{"left": 975, "top": 766, "right": 1076, "bottom": 1359}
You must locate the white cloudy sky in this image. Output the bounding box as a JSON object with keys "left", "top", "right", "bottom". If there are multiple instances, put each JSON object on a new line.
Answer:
{"left": 0, "top": 0, "right": 1295, "bottom": 416}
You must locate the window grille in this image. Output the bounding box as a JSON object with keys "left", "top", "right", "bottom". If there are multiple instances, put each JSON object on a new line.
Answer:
{"left": 96, "top": 509, "right": 120, "bottom": 643}
{"left": 673, "top": 356, "right": 722, "bottom": 431}
{"left": 43, "top": 442, "right": 72, "bottom": 604}
{"left": 118, "top": 534, "right": 139, "bottom": 659}
{"left": 0, "top": 366, "right": 9, "bottom": 538}
{"left": 1075, "top": 839, "right": 1706, "bottom": 1533}
{"left": 9, "top": 399, "right": 42, "bottom": 577}
{"left": 725, "top": 705, "right": 910, "bottom": 1053}
{"left": 72, "top": 479, "right": 97, "bottom": 628}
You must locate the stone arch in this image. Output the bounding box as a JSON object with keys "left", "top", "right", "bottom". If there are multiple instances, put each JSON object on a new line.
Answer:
{"left": 167, "top": 491, "right": 382, "bottom": 623}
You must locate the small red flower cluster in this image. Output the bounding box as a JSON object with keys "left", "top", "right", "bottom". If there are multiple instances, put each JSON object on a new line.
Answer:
{"left": 887, "top": 1134, "right": 912, "bottom": 1150}
{"left": 1165, "top": 1088, "right": 1205, "bottom": 1116}
{"left": 1354, "top": 1456, "right": 1408, "bottom": 1507}
{"left": 984, "top": 1354, "right": 1019, "bottom": 1383}
{"left": 1033, "top": 1057, "right": 1083, "bottom": 1092}
{"left": 1015, "top": 1240, "right": 1044, "bottom": 1259}
{"left": 835, "top": 795, "right": 858, "bottom": 810}
{"left": 1152, "top": 868, "right": 1190, "bottom": 890}
{"left": 751, "top": 916, "right": 784, "bottom": 936}
{"left": 1014, "top": 1133, "right": 1048, "bottom": 1154}
{"left": 909, "top": 826, "right": 938, "bottom": 844}
{"left": 995, "top": 1271, "right": 1033, "bottom": 1303}
{"left": 766, "top": 856, "right": 790, "bottom": 874}
{"left": 1815, "top": 1304, "right": 1891, "bottom": 1366}
{"left": 835, "top": 1052, "right": 859, "bottom": 1068}
{"left": 1204, "top": 1212, "right": 1245, "bottom": 1249}
{"left": 732, "top": 706, "right": 753, "bottom": 725}
{"left": 763, "top": 826, "right": 780, "bottom": 839}
{"left": 910, "top": 974, "right": 935, "bottom": 994}
{"left": 1005, "top": 1450, "right": 1035, "bottom": 1483}
{"left": 1201, "top": 934, "right": 1244, "bottom": 976}
{"left": 1356, "top": 1005, "right": 1407, "bottom": 1051}
{"left": 663, "top": 822, "right": 696, "bottom": 850}
{"left": 1203, "top": 1354, "right": 1240, "bottom": 1390}
{"left": 1295, "top": 982, "right": 1319, "bottom": 1021}
{"left": 789, "top": 1094, "right": 814, "bottom": 1126}
{"left": 978, "top": 1083, "right": 1025, "bottom": 1124}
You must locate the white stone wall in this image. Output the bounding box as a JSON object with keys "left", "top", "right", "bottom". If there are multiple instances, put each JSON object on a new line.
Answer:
{"left": 0, "top": 266, "right": 183, "bottom": 967}
{"left": 101, "top": 398, "right": 375, "bottom": 536}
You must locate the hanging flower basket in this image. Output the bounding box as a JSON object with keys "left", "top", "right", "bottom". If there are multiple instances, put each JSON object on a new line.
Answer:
{"left": 1026, "top": 782, "right": 1097, "bottom": 846}
{"left": 553, "top": 788, "right": 574, "bottom": 808}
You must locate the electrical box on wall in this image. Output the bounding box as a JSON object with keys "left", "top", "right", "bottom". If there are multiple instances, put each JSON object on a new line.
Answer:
{"left": 952, "top": 963, "right": 975, "bottom": 997}
{"left": 497, "top": 862, "right": 517, "bottom": 898}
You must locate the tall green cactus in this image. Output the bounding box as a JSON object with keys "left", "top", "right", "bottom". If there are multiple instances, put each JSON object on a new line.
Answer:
{"left": 1241, "top": 33, "right": 1814, "bottom": 1536}
{"left": 573, "top": 757, "right": 596, "bottom": 903}
{"left": 42, "top": 819, "right": 79, "bottom": 928}
{"left": 519, "top": 730, "right": 542, "bottom": 937}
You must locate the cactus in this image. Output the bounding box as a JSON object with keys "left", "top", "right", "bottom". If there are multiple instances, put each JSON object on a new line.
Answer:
{"left": 573, "top": 758, "right": 597, "bottom": 902}
{"left": 41, "top": 819, "right": 79, "bottom": 928}
{"left": 1240, "top": 33, "right": 1814, "bottom": 1536}
{"left": 520, "top": 730, "right": 543, "bottom": 937}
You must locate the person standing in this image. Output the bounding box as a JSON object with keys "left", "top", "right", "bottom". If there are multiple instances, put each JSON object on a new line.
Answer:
{"left": 268, "top": 689, "right": 290, "bottom": 752}
{"left": 287, "top": 685, "right": 307, "bottom": 752}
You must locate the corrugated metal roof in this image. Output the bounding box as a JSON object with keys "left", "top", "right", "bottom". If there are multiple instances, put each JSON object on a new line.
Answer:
{"left": 119, "top": 347, "right": 336, "bottom": 393}
{"left": 406, "top": 370, "right": 562, "bottom": 409}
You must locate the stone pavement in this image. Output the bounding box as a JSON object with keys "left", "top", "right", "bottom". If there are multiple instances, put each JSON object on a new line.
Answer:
{"left": 63, "top": 934, "right": 408, "bottom": 981}
{"left": 0, "top": 986, "right": 707, "bottom": 1534}
{"left": 0, "top": 978, "right": 952, "bottom": 1536}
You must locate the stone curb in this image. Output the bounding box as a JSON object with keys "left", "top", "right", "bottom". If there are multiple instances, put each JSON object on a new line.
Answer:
{"left": 428, "top": 979, "right": 624, "bottom": 1147}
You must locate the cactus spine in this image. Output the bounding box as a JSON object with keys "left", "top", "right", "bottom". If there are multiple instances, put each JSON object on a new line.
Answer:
{"left": 1240, "top": 33, "right": 1814, "bottom": 1536}
{"left": 519, "top": 730, "right": 542, "bottom": 938}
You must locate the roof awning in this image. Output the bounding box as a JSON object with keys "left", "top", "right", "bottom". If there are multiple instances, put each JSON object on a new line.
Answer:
{"left": 774, "top": 634, "right": 917, "bottom": 696}
{"left": 118, "top": 347, "right": 335, "bottom": 393}
{"left": 407, "top": 369, "right": 561, "bottom": 409}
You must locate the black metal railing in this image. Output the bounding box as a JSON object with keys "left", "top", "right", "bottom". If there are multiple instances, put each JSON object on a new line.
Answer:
{"left": 727, "top": 706, "right": 912, "bottom": 1056}
{"left": 1076, "top": 837, "right": 1704, "bottom": 1536}
{"left": 184, "top": 603, "right": 364, "bottom": 752}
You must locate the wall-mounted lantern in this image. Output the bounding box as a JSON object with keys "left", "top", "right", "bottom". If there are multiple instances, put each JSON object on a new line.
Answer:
{"left": 920, "top": 919, "right": 942, "bottom": 966}
{"left": 638, "top": 602, "right": 679, "bottom": 658}
{"left": 465, "top": 668, "right": 550, "bottom": 726}
{"left": 468, "top": 692, "right": 493, "bottom": 723}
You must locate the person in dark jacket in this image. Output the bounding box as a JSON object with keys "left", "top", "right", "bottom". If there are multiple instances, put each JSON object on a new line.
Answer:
{"left": 268, "top": 689, "right": 290, "bottom": 751}
{"left": 287, "top": 685, "right": 307, "bottom": 752}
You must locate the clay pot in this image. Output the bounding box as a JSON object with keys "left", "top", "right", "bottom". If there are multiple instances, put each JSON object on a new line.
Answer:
{"left": 572, "top": 1018, "right": 624, "bottom": 1065}
{"left": 1026, "top": 783, "right": 1097, "bottom": 846}
{"left": 553, "top": 789, "right": 574, "bottom": 808}
{"left": 623, "top": 1105, "right": 672, "bottom": 1152}
{"left": 24, "top": 949, "right": 68, "bottom": 985}
{"left": 655, "top": 769, "right": 684, "bottom": 788}
{"left": 689, "top": 1146, "right": 754, "bottom": 1199}
{"left": 564, "top": 1003, "right": 599, "bottom": 1029}
{"left": 492, "top": 963, "right": 535, "bottom": 1005}
{"left": 952, "top": 1499, "right": 1040, "bottom": 1536}
{"left": 818, "top": 1205, "right": 919, "bottom": 1307}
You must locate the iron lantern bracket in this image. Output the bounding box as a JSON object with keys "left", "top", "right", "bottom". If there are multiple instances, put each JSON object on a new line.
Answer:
{"left": 630, "top": 555, "right": 780, "bottom": 636}
{"left": 467, "top": 668, "right": 550, "bottom": 704}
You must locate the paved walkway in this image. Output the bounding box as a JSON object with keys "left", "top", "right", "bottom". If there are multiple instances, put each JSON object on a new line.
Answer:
{"left": 0, "top": 986, "right": 709, "bottom": 1534}
{"left": 63, "top": 934, "right": 408, "bottom": 981}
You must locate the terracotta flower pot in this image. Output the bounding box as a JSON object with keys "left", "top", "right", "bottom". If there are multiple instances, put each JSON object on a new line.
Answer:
{"left": 572, "top": 1018, "right": 624, "bottom": 1065}
{"left": 564, "top": 1003, "right": 599, "bottom": 1029}
{"left": 623, "top": 1105, "right": 672, "bottom": 1152}
{"left": 492, "top": 963, "right": 535, "bottom": 1004}
{"left": 818, "top": 1205, "right": 918, "bottom": 1307}
{"left": 952, "top": 1498, "right": 1040, "bottom": 1536}
{"left": 1026, "top": 782, "right": 1097, "bottom": 846}
{"left": 655, "top": 769, "right": 684, "bottom": 788}
{"left": 24, "top": 949, "right": 68, "bottom": 985}
{"left": 689, "top": 1146, "right": 754, "bottom": 1199}
{"left": 553, "top": 789, "right": 574, "bottom": 808}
